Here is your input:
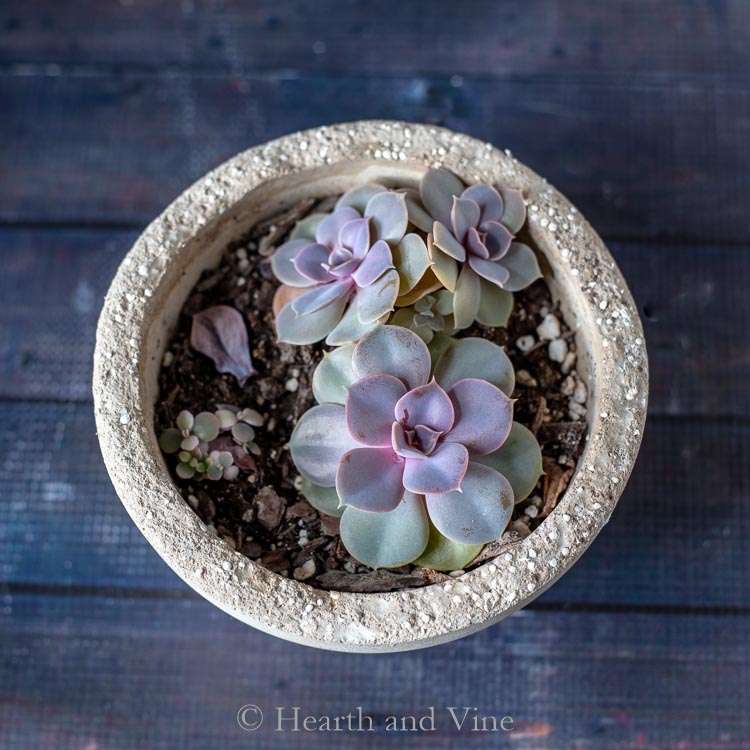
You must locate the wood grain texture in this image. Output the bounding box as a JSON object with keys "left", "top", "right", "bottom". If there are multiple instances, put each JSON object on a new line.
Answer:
{"left": 0, "top": 72, "right": 748, "bottom": 242}
{"left": 1, "top": 228, "right": 747, "bottom": 417}
{"left": 2, "top": 401, "right": 748, "bottom": 610}
{"left": 1, "top": 594, "right": 749, "bottom": 749}
{"left": 1, "top": 0, "right": 749, "bottom": 79}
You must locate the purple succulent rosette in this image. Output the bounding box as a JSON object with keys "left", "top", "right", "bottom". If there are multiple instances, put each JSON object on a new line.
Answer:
{"left": 408, "top": 168, "right": 542, "bottom": 330}
{"left": 271, "top": 184, "right": 417, "bottom": 346}
{"left": 290, "top": 326, "right": 543, "bottom": 570}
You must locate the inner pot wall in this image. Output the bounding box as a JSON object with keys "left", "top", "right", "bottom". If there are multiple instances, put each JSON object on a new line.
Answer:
{"left": 94, "top": 122, "right": 647, "bottom": 652}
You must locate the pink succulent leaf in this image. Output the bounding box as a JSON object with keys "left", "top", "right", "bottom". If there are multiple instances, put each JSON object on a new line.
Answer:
{"left": 336, "top": 183, "right": 387, "bottom": 213}
{"left": 289, "top": 404, "right": 357, "bottom": 487}
{"left": 327, "top": 258, "right": 360, "bottom": 279}
{"left": 351, "top": 239, "right": 393, "bottom": 287}
{"left": 352, "top": 325, "right": 431, "bottom": 390}
{"left": 498, "top": 188, "right": 527, "bottom": 234}
{"left": 208, "top": 436, "right": 256, "bottom": 471}
{"left": 190, "top": 305, "right": 257, "bottom": 386}
{"left": 445, "top": 378, "right": 513, "bottom": 455}
{"left": 433, "top": 220, "right": 466, "bottom": 261}
{"left": 466, "top": 227, "right": 490, "bottom": 259}
{"left": 276, "top": 293, "right": 348, "bottom": 344}
{"left": 414, "top": 424, "right": 442, "bottom": 455}
{"left": 420, "top": 167, "right": 465, "bottom": 227}
{"left": 426, "top": 461, "right": 514, "bottom": 544}
{"left": 338, "top": 218, "right": 371, "bottom": 259}
{"left": 355, "top": 269, "right": 400, "bottom": 324}
{"left": 290, "top": 278, "right": 353, "bottom": 316}
{"left": 391, "top": 422, "right": 428, "bottom": 460}
{"left": 270, "top": 239, "right": 318, "bottom": 287}
{"left": 336, "top": 447, "right": 405, "bottom": 512}
{"left": 325, "top": 303, "right": 381, "bottom": 347}
{"left": 293, "top": 243, "right": 335, "bottom": 283}
{"left": 402, "top": 442, "right": 469, "bottom": 495}
{"left": 315, "top": 206, "right": 360, "bottom": 246}
{"left": 453, "top": 264, "right": 481, "bottom": 330}
{"left": 482, "top": 221, "right": 513, "bottom": 260}
{"left": 467, "top": 256, "right": 511, "bottom": 288}
{"left": 498, "top": 242, "right": 542, "bottom": 292}
{"left": 451, "top": 196, "right": 481, "bottom": 243}
{"left": 328, "top": 247, "right": 353, "bottom": 266}
{"left": 346, "top": 374, "right": 407, "bottom": 447}
{"left": 339, "top": 491, "right": 429, "bottom": 568}
{"left": 461, "top": 184, "right": 504, "bottom": 224}
{"left": 364, "top": 191, "right": 408, "bottom": 243}
{"left": 394, "top": 377, "right": 454, "bottom": 433}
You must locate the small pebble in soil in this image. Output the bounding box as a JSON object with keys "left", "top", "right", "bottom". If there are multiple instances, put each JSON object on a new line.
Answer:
{"left": 548, "top": 338, "right": 568, "bottom": 363}
{"left": 516, "top": 335, "right": 535, "bottom": 352}
{"left": 536, "top": 313, "right": 561, "bottom": 340}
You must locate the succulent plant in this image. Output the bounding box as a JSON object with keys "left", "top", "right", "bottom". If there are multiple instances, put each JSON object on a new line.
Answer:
{"left": 271, "top": 183, "right": 431, "bottom": 346}
{"left": 407, "top": 168, "right": 541, "bottom": 329}
{"left": 290, "top": 326, "right": 543, "bottom": 569}
{"left": 389, "top": 292, "right": 454, "bottom": 343}
{"left": 159, "top": 406, "right": 263, "bottom": 482}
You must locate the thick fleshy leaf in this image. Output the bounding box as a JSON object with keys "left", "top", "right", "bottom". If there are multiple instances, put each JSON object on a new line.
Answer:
{"left": 402, "top": 442, "right": 469, "bottom": 494}
{"left": 336, "top": 183, "right": 386, "bottom": 213}
{"left": 336, "top": 447, "right": 405, "bottom": 512}
{"left": 289, "top": 404, "right": 357, "bottom": 487}
{"left": 272, "top": 284, "right": 306, "bottom": 318}
{"left": 476, "top": 278, "right": 514, "bottom": 327}
{"left": 325, "top": 302, "right": 381, "bottom": 346}
{"left": 428, "top": 235, "right": 459, "bottom": 291}
{"left": 193, "top": 412, "right": 220, "bottom": 442}
{"left": 451, "top": 197, "right": 480, "bottom": 242}
{"left": 270, "top": 239, "right": 318, "bottom": 287}
{"left": 426, "top": 461, "right": 514, "bottom": 544}
{"left": 420, "top": 168, "right": 464, "bottom": 227}
{"left": 468, "top": 256, "right": 511, "bottom": 288}
{"left": 276, "top": 294, "right": 348, "bottom": 345}
{"left": 475, "top": 422, "right": 544, "bottom": 503}
{"left": 339, "top": 492, "right": 429, "bottom": 568}
{"left": 452, "top": 264, "right": 481, "bottom": 329}
{"left": 390, "top": 308, "right": 424, "bottom": 338}
{"left": 312, "top": 344, "right": 356, "bottom": 405}
{"left": 501, "top": 242, "right": 542, "bottom": 292}
{"left": 402, "top": 188, "right": 434, "bottom": 233}
{"left": 499, "top": 188, "right": 527, "bottom": 234}
{"left": 434, "top": 337, "right": 515, "bottom": 396}
{"left": 315, "top": 206, "right": 360, "bottom": 246}
{"left": 394, "top": 378, "right": 454, "bottom": 432}
{"left": 392, "top": 233, "right": 430, "bottom": 294}
{"left": 159, "top": 428, "right": 182, "bottom": 454}
{"left": 356, "top": 268, "right": 399, "bottom": 323}
{"left": 482, "top": 221, "right": 513, "bottom": 260}
{"left": 395, "top": 268, "right": 442, "bottom": 306}
{"left": 364, "top": 191, "right": 408, "bottom": 243}
{"left": 426, "top": 332, "right": 455, "bottom": 370}
{"left": 466, "top": 227, "right": 490, "bottom": 259}
{"left": 338, "top": 218, "right": 371, "bottom": 259}
{"left": 433, "top": 220, "right": 466, "bottom": 261}
{"left": 352, "top": 239, "right": 393, "bottom": 287}
{"left": 391, "top": 422, "right": 429, "bottom": 459}
{"left": 293, "top": 243, "right": 334, "bottom": 283}
{"left": 352, "top": 325, "right": 431, "bottom": 390}
{"left": 300, "top": 477, "right": 344, "bottom": 517}
{"left": 190, "top": 306, "right": 257, "bottom": 386}
{"left": 346, "top": 374, "right": 406, "bottom": 446}
{"left": 413, "top": 521, "right": 483, "bottom": 571}
{"left": 461, "top": 184, "right": 504, "bottom": 224}
{"left": 446, "top": 378, "right": 513, "bottom": 455}
{"left": 291, "top": 279, "right": 353, "bottom": 316}
{"left": 433, "top": 290, "right": 454, "bottom": 316}
{"left": 291, "top": 213, "right": 326, "bottom": 241}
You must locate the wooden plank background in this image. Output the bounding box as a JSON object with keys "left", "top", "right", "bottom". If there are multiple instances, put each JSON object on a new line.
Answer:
{"left": 1, "top": 1, "right": 748, "bottom": 747}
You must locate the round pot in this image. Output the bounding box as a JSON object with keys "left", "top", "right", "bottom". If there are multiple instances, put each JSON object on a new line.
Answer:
{"left": 93, "top": 121, "right": 648, "bottom": 652}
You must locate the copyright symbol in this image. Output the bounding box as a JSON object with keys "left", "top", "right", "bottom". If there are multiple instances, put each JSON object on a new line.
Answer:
{"left": 237, "top": 704, "right": 263, "bottom": 731}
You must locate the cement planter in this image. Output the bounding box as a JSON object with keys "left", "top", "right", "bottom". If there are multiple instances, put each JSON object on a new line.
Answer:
{"left": 93, "top": 121, "right": 648, "bottom": 652}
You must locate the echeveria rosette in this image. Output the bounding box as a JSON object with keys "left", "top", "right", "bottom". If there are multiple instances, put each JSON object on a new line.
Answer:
{"left": 389, "top": 291, "right": 454, "bottom": 344}
{"left": 408, "top": 168, "right": 542, "bottom": 330}
{"left": 290, "top": 326, "right": 544, "bottom": 570}
{"left": 271, "top": 184, "right": 428, "bottom": 346}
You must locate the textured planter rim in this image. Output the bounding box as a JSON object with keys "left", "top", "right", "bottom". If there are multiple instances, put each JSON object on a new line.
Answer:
{"left": 93, "top": 121, "right": 648, "bottom": 653}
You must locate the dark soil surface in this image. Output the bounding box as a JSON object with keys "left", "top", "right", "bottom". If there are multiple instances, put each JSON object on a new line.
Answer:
{"left": 154, "top": 199, "right": 588, "bottom": 593}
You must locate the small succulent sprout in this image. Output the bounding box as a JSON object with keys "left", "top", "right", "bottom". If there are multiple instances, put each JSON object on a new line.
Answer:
{"left": 190, "top": 305, "right": 257, "bottom": 386}
{"left": 408, "top": 168, "right": 542, "bottom": 329}
{"left": 290, "top": 326, "right": 543, "bottom": 569}
{"left": 237, "top": 408, "right": 264, "bottom": 427}
{"left": 390, "top": 291, "right": 454, "bottom": 343}
{"left": 271, "top": 183, "right": 418, "bottom": 346}
{"left": 158, "top": 405, "right": 261, "bottom": 482}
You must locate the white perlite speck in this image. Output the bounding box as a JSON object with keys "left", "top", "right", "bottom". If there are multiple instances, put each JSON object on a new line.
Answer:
{"left": 536, "top": 313, "right": 561, "bottom": 340}
{"left": 548, "top": 339, "right": 568, "bottom": 363}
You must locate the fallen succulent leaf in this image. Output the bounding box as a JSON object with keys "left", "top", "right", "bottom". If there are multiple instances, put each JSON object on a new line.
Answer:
{"left": 190, "top": 305, "right": 257, "bottom": 386}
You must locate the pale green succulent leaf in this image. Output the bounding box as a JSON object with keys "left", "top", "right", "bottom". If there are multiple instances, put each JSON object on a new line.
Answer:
{"left": 452, "top": 265, "right": 481, "bottom": 329}
{"left": 434, "top": 337, "right": 515, "bottom": 396}
{"left": 300, "top": 477, "right": 344, "bottom": 517}
{"left": 413, "top": 521, "right": 483, "bottom": 572}
{"left": 312, "top": 344, "right": 356, "bottom": 405}
{"left": 291, "top": 213, "right": 327, "bottom": 241}
{"left": 392, "top": 233, "right": 431, "bottom": 294}
{"left": 501, "top": 242, "right": 542, "bottom": 292}
{"left": 476, "top": 278, "right": 514, "bottom": 327}
{"left": 336, "top": 183, "right": 386, "bottom": 213}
